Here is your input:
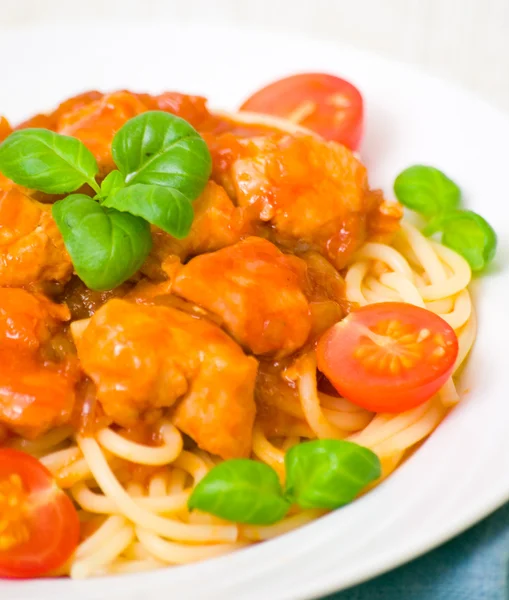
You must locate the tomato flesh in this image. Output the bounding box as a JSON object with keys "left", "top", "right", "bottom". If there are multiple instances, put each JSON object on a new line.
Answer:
{"left": 240, "top": 73, "right": 364, "bottom": 150}
{"left": 0, "top": 448, "right": 79, "bottom": 578}
{"left": 316, "top": 303, "right": 459, "bottom": 412}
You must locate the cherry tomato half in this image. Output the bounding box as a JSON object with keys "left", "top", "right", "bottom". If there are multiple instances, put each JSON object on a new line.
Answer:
{"left": 240, "top": 73, "right": 364, "bottom": 150}
{"left": 316, "top": 303, "right": 458, "bottom": 412}
{"left": 0, "top": 448, "right": 80, "bottom": 578}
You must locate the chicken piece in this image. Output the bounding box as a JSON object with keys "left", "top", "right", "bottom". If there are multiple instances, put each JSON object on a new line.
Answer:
{"left": 0, "top": 288, "right": 77, "bottom": 437}
{"left": 0, "top": 286, "right": 69, "bottom": 349}
{"left": 142, "top": 181, "right": 251, "bottom": 279}
{"left": 181, "top": 182, "right": 253, "bottom": 254}
{"left": 0, "top": 186, "right": 40, "bottom": 246}
{"left": 0, "top": 116, "right": 12, "bottom": 142}
{"left": 229, "top": 134, "right": 401, "bottom": 268}
{"left": 173, "top": 237, "right": 312, "bottom": 357}
{"left": 0, "top": 186, "right": 72, "bottom": 287}
{"left": 0, "top": 173, "right": 14, "bottom": 192}
{"left": 298, "top": 251, "right": 350, "bottom": 339}
{"left": 17, "top": 90, "right": 213, "bottom": 134}
{"left": 139, "top": 92, "right": 218, "bottom": 130}
{"left": 205, "top": 132, "right": 249, "bottom": 200}
{"left": 75, "top": 299, "right": 258, "bottom": 458}
{"left": 16, "top": 91, "right": 104, "bottom": 131}
{"left": 58, "top": 91, "right": 149, "bottom": 175}
{"left": 364, "top": 188, "right": 404, "bottom": 239}
{"left": 0, "top": 350, "right": 77, "bottom": 439}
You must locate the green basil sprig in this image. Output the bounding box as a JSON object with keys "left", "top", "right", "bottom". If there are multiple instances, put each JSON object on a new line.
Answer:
{"left": 52, "top": 195, "right": 152, "bottom": 290}
{"left": 188, "top": 460, "right": 291, "bottom": 525}
{"left": 393, "top": 165, "right": 497, "bottom": 271}
{"left": 112, "top": 111, "right": 211, "bottom": 197}
{"left": 100, "top": 169, "right": 126, "bottom": 199}
{"left": 284, "top": 440, "right": 381, "bottom": 509}
{"left": 394, "top": 165, "right": 460, "bottom": 218}
{"left": 188, "top": 439, "right": 381, "bottom": 525}
{"left": 440, "top": 210, "right": 497, "bottom": 272}
{"left": 0, "top": 129, "right": 100, "bottom": 194}
{"left": 103, "top": 184, "right": 194, "bottom": 239}
{"left": 0, "top": 111, "right": 211, "bottom": 290}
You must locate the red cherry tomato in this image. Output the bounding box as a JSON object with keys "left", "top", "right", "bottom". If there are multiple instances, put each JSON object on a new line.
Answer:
{"left": 0, "top": 448, "right": 80, "bottom": 578}
{"left": 316, "top": 303, "right": 458, "bottom": 412}
{"left": 240, "top": 73, "right": 364, "bottom": 150}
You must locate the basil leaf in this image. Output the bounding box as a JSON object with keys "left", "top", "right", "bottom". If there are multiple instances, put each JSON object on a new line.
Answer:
{"left": 0, "top": 129, "right": 99, "bottom": 194}
{"left": 394, "top": 165, "right": 461, "bottom": 217}
{"left": 104, "top": 183, "right": 194, "bottom": 238}
{"left": 285, "top": 440, "right": 381, "bottom": 510}
{"left": 52, "top": 194, "right": 152, "bottom": 291}
{"left": 112, "top": 111, "right": 211, "bottom": 199}
{"left": 100, "top": 169, "right": 125, "bottom": 199}
{"left": 188, "top": 459, "right": 290, "bottom": 525}
{"left": 440, "top": 210, "right": 497, "bottom": 271}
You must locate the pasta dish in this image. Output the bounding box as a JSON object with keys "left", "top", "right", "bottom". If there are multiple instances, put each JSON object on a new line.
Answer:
{"left": 0, "top": 73, "right": 495, "bottom": 579}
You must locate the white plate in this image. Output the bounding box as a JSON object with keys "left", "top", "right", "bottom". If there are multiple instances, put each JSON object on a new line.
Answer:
{"left": 1, "top": 21, "right": 509, "bottom": 600}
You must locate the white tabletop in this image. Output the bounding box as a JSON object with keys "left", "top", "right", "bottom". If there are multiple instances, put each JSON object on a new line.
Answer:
{"left": 2, "top": 0, "right": 509, "bottom": 114}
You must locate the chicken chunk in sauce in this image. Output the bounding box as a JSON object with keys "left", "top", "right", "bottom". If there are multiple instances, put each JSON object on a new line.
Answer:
{"left": 0, "top": 116, "right": 12, "bottom": 142}
{"left": 173, "top": 237, "right": 312, "bottom": 357}
{"left": 142, "top": 181, "right": 252, "bottom": 279}
{"left": 0, "top": 186, "right": 72, "bottom": 287}
{"left": 0, "top": 288, "right": 78, "bottom": 437}
{"left": 57, "top": 92, "right": 149, "bottom": 175}
{"left": 226, "top": 134, "right": 400, "bottom": 268}
{"left": 74, "top": 299, "right": 258, "bottom": 458}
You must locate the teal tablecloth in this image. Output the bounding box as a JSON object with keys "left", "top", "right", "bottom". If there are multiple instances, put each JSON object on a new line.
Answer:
{"left": 326, "top": 501, "right": 509, "bottom": 599}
